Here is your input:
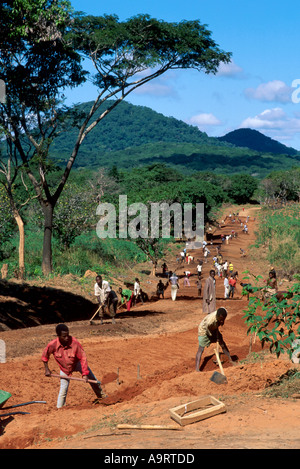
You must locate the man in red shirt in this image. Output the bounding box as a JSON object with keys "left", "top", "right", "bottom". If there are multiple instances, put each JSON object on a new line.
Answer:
{"left": 229, "top": 275, "right": 237, "bottom": 298}
{"left": 42, "top": 324, "right": 106, "bottom": 408}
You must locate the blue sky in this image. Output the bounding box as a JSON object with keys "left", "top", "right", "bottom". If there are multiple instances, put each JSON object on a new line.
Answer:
{"left": 69, "top": 0, "right": 300, "bottom": 150}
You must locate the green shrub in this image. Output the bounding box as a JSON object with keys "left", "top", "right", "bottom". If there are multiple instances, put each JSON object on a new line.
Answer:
{"left": 243, "top": 273, "right": 300, "bottom": 359}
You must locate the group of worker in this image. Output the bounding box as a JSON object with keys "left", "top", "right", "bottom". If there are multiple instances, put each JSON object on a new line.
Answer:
{"left": 195, "top": 215, "right": 251, "bottom": 370}
{"left": 93, "top": 274, "right": 145, "bottom": 323}
{"left": 42, "top": 214, "right": 255, "bottom": 408}
{"left": 42, "top": 274, "right": 145, "bottom": 409}
{"left": 42, "top": 271, "right": 236, "bottom": 408}
{"left": 41, "top": 271, "right": 149, "bottom": 408}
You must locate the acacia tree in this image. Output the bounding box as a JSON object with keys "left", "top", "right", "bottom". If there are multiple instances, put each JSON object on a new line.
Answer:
{"left": 0, "top": 0, "right": 85, "bottom": 275}
{"left": 0, "top": 1, "right": 231, "bottom": 275}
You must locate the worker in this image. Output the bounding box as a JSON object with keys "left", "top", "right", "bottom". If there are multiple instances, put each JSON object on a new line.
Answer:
{"left": 183, "top": 271, "right": 191, "bottom": 286}
{"left": 118, "top": 287, "right": 134, "bottom": 311}
{"left": 42, "top": 324, "right": 106, "bottom": 408}
{"left": 228, "top": 275, "right": 237, "bottom": 298}
{"left": 196, "top": 278, "right": 202, "bottom": 298}
{"left": 161, "top": 262, "right": 168, "bottom": 277}
{"left": 156, "top": 280, "right": 165, "bottom": 299}
{"left": 195, "top": 308, "right": 235, "bottom": 371}
{"left": 169, "top": 272, "right": 179, "bottom": 301}
{"left": 228, "top": 262, "right": 234, "bottom": 275}
{"left": 224, "top": 274, "right": 230, "bottom": 299}
{"left": 134, "top": 278, "right": 144, "bottom": 305}
{"left": 263, "top": 270, "right": 278, "bottom": 302}
{"left": 196, "top": 261, "right": 203, "bottom": 279}
{"left": 202, "top": 270, "right": 216, "bottom": 314}
{"left": 94, "top": 275, "right": 117, "bottom": 324}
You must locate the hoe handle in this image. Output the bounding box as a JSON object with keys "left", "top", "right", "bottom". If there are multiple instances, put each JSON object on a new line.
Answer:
{"left": 50, "top": 373, "right": 100, "bottom": 384}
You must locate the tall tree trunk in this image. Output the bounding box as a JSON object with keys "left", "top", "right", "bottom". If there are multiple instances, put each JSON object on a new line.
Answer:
{"left": 14, "top": 211, "right": 25, "bottom": 280}
{"left": 7, "top": 194, "right": 25, "bottom": 280}
{"left": 42, "top": 202, "right": 54, "bottom": 276}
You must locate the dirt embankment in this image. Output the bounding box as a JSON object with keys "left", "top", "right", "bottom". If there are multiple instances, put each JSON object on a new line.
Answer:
{"left": 0, "top": 206, "right": 299, "bottom": 450}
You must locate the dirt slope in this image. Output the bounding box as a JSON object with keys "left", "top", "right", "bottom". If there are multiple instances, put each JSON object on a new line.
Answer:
{"left": 0, "top": 206, "right": 299, "bottom": 450}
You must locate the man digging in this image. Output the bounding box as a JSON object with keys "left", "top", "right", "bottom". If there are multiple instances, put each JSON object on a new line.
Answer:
{"left": 94, "top": 275, "right": 118, "bottom": 324}
{"left": 42, "top": 324, "right": 107, "bottom": 408}
{"left": 195, "top": 307, "right": 235, "bottom": 372}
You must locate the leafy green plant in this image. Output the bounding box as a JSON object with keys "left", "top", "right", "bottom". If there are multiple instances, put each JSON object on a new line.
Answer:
{"left": 243, "top": 272, "right": 300, "bottom": 359}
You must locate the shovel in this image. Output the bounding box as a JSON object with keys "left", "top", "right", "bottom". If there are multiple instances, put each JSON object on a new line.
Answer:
{"left": 89, "top": 306, "right": 102, "bottom": 324}
{"left": 0, "top": 400, "right": 46, "bottom": 417}
{"left": 89, "top": 304, "right": 121, "bottom": 325}
{"left": 210, "top": 343, "right": 227, "bottom": 385}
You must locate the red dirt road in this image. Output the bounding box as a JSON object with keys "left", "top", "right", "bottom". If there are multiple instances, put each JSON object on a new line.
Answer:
{"left": 0, "top": 206, "right": 299, "bottom": 450}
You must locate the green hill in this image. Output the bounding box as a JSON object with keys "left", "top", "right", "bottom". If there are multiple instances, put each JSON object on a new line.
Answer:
{"left": 218, "top": 128, "right": 298, "bottom": 156}
{"left": 51, "top": 100, "right": 219, "bottom": 157}
{"left": 28, "top": 100, "right": 300, "bottom": 177}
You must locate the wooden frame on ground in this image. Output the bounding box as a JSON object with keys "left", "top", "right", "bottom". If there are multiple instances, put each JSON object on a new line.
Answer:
{"left": 169, "top": 395, "right": 226, "bottom": 426}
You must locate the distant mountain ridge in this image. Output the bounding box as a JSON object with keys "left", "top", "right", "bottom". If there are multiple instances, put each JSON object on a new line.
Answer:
{"left": 218, "top": 128, "right": 298, "bottom": 156}
{"left": 26, "top": 100, "right": 300, "bottom": 177}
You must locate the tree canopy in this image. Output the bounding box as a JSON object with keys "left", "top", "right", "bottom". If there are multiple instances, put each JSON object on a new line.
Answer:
{"left": 0, "top": 1, "right": 231, "bottom": 274}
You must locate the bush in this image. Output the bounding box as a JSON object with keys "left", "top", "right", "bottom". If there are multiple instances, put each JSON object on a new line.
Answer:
{"left": 243, "top": 273, "right": 300, "bottom": 359}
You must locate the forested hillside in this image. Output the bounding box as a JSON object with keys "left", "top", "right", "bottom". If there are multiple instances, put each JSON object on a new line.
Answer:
{"left": 49, "top": 101, "right": 300, "bottom": 177}
{"left": 50, "top": 100, "right": 218, "bottom": 162}
{"left": 218, "top": 128, "right": 298, "bottom": 156}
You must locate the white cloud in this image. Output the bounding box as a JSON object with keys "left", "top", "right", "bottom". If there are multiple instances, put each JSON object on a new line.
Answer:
{"left": 241, "top": 108, "right": 286, "bottom": 129}
{"left": 240, "top": 107, "right": 300, "bottom": 141}
{"left": 133, "top": 81, "right": 176, "bottom": 97}
{"left": 244, "top": 80, "right": 292, "bottom": 103}
{"left": 187, "top": 113, "right": 222, "bottom": 129}
{"left": 216, "top": 60, "right": 243, "bottom": 78}
{"left": 132, "top": 69, "right": 178, "bottom": 97}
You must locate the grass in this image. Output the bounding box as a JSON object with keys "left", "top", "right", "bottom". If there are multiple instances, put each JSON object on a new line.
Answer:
{"left": 2, "top": 228, "right": 152, "bottom": 280}
{"left": 253, "top": 204, "right": 300, "bottom": 275}
{"left": 239, "top": 352, "right": 300, "bottom": 398}
{"left": 263, "top": 369, "right": 300, "bottom": 398}
{"left": 240, "top": 351, "right": 271, "bottom": 365}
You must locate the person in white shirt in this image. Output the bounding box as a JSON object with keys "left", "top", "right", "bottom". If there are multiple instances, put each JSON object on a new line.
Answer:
{"left": 94, "top": 275, "right": 117, "bottom": 324}
{"left": 134, "top": 278, "right": 144, "bottom": 305}
{"left": 223, "top": 274, "right": 230, "bottom": 299}
{"left": 169, "top": 273, "right": 179, "bottom": 301}
{"left": 197, "top": 262, "right": 203, "bottom": 279}
{"left": 203, "top": 247, "right": 210, "bottom": 263}
{"left": 223, "top": 260, "right": 228, "bottom": 276}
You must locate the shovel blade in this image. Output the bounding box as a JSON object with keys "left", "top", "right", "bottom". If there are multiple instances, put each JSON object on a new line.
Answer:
{"left": 210, "top": 371, "right": 227, "bottom": 384}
